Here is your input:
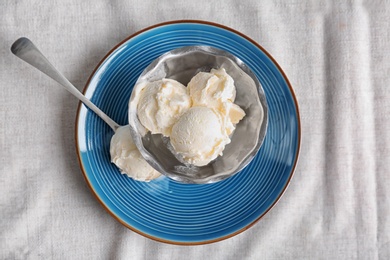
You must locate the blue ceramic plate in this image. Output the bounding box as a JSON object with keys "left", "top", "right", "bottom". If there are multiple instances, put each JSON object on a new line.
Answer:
{"left": 76, "top": 20, "right": 300, "bottom": 245}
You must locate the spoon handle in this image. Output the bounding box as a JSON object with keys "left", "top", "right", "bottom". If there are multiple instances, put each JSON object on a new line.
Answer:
{"left": 11, "top": 37, "right": 120, "bottom": 132}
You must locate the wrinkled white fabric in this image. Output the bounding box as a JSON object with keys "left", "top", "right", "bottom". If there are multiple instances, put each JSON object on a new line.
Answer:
{"left": 1, "top": 0, "right": 389, "bottom": 259}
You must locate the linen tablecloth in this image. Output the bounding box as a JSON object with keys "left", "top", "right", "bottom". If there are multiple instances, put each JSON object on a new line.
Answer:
{"left": 1, "top": 0, "right": 389, "bottom": 259}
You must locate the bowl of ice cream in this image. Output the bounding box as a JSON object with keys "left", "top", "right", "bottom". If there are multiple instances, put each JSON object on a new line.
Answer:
{"left": 128, "top": 46, "right": 268, "bottom": 184}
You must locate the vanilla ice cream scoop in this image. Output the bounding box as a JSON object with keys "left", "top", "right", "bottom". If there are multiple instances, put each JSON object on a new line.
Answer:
{"left": 170, "top": 106, "right": 231, "bottom": 166}
{"left": 110, "top": 125, "right": 161, "bottom": 181}
{"left": 188, "top": 68, "right": 245, "bottom": 136}
{"left": 136, "top": 79, "right": 191, "bottom": 136}
{"left": 188, "top": 68, "right": 236, "bottom": 107}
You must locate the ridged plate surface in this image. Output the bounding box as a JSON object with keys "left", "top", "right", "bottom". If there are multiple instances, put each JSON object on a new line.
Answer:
{"left": 76, "top": 21, "right": 300, "bottom": 245}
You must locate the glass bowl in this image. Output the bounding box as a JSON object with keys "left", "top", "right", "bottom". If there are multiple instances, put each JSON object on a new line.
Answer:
{"left": 128, "top": 46, "right": 268, "bottom": 184}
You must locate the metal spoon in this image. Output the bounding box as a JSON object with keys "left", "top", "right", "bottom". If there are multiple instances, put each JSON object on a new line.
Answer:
{"left": 11, "top": 37, "right": 162, "bottom": 182}
{"left": 11, "top": 37, "right": 120, "bottom": 132}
